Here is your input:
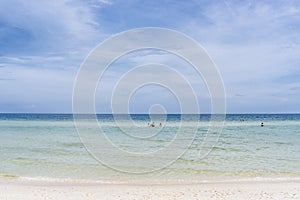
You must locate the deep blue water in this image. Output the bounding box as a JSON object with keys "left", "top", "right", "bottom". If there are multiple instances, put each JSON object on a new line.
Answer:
{"left": 1, "top": 113, "right": 300, "bottom": 121}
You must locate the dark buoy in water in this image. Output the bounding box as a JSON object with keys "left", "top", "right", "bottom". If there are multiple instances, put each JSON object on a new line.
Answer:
{"left": 261, "top": 122, "right": 264, "bottom": 127}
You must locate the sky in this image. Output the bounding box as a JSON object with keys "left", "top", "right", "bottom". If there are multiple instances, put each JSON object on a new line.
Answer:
{"left": 0, "top": 0, "right": 299, "bottom": 113}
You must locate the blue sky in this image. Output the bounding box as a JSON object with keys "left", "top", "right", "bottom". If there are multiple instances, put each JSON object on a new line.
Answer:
{"left": 0, "top": 0, "right": 299, "bottom": 113}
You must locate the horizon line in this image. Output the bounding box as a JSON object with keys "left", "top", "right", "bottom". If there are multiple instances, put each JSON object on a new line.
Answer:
{"left": 1, "top": 112, "right": 300, "bottom": 115}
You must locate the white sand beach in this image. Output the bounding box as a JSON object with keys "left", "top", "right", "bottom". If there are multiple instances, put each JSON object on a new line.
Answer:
{"left": 1, "top": 178, "right": 299, "bottom": 200}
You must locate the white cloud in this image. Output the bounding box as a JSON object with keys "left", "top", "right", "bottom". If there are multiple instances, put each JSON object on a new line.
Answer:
{"left": 0, "top": 65, "right": 76, "bottom": 112}
{"left": 0, "top": 0, "right": 299, "bottom": 113}
{"left": 0, "top": 0, "right": 107, "bottom": 56}
{"left": 176, "top": 1, "right": 300, "bottom": 111}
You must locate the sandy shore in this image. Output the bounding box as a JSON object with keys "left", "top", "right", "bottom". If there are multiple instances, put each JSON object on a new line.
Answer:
{"left": 0, "top": 178, "right": 299, "bottom": 200}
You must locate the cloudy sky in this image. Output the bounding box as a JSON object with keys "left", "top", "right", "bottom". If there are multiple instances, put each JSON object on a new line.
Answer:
{"left": 0, "top": 0, "right": 299, "bottom": 113}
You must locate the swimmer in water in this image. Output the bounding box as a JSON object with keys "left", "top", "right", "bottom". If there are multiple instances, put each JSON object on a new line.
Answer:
{"left": 261, "top": 122, "right": 264, "bottom": 127}
{"left": 151, "top": 122, "right": 155, "bottom": 127}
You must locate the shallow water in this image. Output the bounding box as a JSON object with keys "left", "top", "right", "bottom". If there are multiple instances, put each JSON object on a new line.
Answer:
{"left": 0, "top": 114, "right": 299, "bottom": 182}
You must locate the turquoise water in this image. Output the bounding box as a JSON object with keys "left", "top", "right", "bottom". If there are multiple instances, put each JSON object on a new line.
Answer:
{"left": 0, "top": 114, "right": 299, "bottom": 182}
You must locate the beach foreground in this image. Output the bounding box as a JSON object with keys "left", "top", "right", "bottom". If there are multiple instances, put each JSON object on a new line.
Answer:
{"left": 1, "top": 179, "right": 299, "bottom": 200}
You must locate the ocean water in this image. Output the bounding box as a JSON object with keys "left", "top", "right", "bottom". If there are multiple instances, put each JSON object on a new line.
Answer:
{"left": 0, "top": 114, "right": 299, "bottom": 183}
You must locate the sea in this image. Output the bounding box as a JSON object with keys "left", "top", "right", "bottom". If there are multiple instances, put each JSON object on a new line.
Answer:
{"left": 0, "top": 113, "right": 299, "bottom": 183}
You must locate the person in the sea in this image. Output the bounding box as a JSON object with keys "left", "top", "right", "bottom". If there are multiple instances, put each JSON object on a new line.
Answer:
{"left": 261, "top": 122, "right": 264, "bottom": 127}
{"left": 151, "top": 122, "right": 155, "bottom": 127}
{"left": 159, "top": 122, "right": 162, "bottom": 127}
